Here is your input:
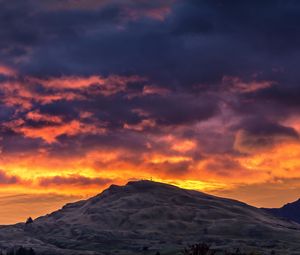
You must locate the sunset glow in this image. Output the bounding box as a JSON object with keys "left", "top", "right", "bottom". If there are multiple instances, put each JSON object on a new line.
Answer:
{"left": 0, "top": 0, "right": 300, "bottom": 224}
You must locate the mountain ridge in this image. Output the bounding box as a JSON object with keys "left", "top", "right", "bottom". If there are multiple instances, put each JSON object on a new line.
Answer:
{"left": 263, "top": 198, "right": 300, "bottom": 224}
{"left": 1, "top": 180, "right": 300, "bottom": 254}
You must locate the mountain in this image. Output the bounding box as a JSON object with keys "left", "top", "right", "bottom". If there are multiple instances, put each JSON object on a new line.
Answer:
{"left": 263, "top": 199, "right": 300, "bottom": 224}
{"left": 1, "top": 180, "right": 300, "bottom": 254}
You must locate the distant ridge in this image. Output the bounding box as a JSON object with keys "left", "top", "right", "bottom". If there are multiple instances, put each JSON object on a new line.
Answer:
{"left": 263, "top": 198, "right": 300, "bottom": 224}
{"left": 0, "top": 180, "right": 300, "bottom": 254}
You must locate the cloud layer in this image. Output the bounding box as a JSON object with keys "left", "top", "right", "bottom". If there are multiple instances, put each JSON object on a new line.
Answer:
{"left": 0, "top": 0, "right": 300, "bottom": 219}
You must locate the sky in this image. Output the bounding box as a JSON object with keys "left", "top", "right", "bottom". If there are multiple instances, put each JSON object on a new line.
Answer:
{"left": 1, "top": 0, "right": 300, "bottom": 224}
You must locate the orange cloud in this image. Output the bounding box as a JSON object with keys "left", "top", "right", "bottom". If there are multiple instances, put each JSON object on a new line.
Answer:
{"left": 0, "top": 75, "right": 146, "bottom": 112}
{"left": 30, "top": 75, "right": 145, "bottom": 96}
{"left": 223, "top": 76, "right": 274, "bottom": 93}
{"left": 14, "top": 120, "right": 106, "bottom": 143}
{"left": 0, "top": 80, "right": 83, "bottom": 110}
{"left": 125, "top": 5, "right": 172, "bottom": 21}
{"left": 142, "top": 85, "right": 170, "bottom": 95}
{"left": 123, "top": 119, "right": 156, "bottom": 131}
{"left": 0, "top": 65, "right": 16, "bottom": 77}
{"left": 1, "top": 131, "right": 300, "bottom": 213}
{"left": 26, "top": 111, "right": 63, "bottom": 123}
{"left": 171, "top": 139, "right": 196, "bottom": 152}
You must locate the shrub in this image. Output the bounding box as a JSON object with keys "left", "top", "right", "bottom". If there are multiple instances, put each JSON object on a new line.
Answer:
{"left": 5, "top": 247, "right": 36, "bottom": 255}
{"left": 182, "top": 242, "right": 216, "bottom": 255}
{"left": 182, "top": 243, "right": 263, "bottom": 255}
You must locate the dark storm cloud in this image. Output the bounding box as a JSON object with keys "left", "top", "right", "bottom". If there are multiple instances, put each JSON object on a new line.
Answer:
{"left": 0, "top": 123, "right": 44, "bottom": 154}
{"left": 0, "top": 0, "right": 299, "bottom": 87}
{"left": 245, "top": 84, "right": 300, "bottom": 111}
{"left": 133, "top": 93, "right": 219, "bottom": 126}
{"left": 38, "top": 175, "right": 113, "bottom": 187}
{"left": 146, "top": 160, "right": 191, "bottom": 177}
{"left": 204, "top": 157, "right": 246, "bottom": 177}
{"left": 239, "top": 120, "right": 299, "bottom": 138}
{"left": 233, "top": 119, "right": 299, "bottom": 153}
{"left": 1, "top": 0, "right": 300, "bottom": 180}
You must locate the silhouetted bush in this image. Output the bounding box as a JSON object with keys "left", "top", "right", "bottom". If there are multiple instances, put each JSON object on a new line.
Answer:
{"left": 5, "top": 246, "right": 36, "bottom": 255}
{"left": 224, "top": 249, "right": 261, "bottom": 255}
{"left": 182, "top": 243, "right": 264, "bottom": 255}
{"left": 182, "top": 242, "right": 216, "bottom": 255}
{"left": 16, "top": 247, "right": 27, "bottom": 255}
{"left": 7, "top": 250, "right": 14, "bottom": 255}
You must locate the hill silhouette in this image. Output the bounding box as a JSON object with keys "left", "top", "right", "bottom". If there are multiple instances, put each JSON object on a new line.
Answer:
{"left": 0, "top": 180, "right": 300, "bottom": 254}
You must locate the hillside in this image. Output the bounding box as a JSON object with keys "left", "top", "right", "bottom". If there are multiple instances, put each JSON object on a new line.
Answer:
{"left": 263, "top": 199, "right": 300, "bottom": 224}
{"left": 0, "top": 181, "right": 300, "bottom": 254}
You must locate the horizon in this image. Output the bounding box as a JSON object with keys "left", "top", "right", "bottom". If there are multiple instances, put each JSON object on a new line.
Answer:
{"left": 0, "top": 179, "right": 295, "bottom": 225}
{"left": 1, "top": 0, "right": 300, "bottom": 224}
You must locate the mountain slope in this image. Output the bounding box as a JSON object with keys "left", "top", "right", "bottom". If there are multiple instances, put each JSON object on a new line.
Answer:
{"left": 264, "top": 199, "right": 300, "bottom": 224}
{"left": 1, "top": 180, "right": 300, "bottom": 254}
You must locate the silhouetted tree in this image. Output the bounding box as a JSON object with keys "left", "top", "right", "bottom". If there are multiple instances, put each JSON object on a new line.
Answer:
{"left": 28, "top": 248, "right": 36, "bottom": 255}
{"left": 235, "top": 248, "right": 242, "bottom": 255}
{"left": 25, "top": 217, "right": 33, "bottom": 224}
{"left": 16, "top": 246, "right": 27, "bottom": 255}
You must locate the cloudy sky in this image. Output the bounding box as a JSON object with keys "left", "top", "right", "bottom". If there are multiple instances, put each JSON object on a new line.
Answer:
{"left": 1, "top": 0, "right": 300, "bottom": 223}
